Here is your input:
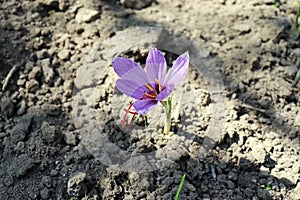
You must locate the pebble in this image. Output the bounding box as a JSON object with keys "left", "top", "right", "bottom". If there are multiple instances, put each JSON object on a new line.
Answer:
{"left": 57, "top": 49, "right": 70, "bottom": 61}
{"left": 67, "top": 171, "right": 86, "bottom": 196}
{"left": 17, "top": 78, "right": 26, "bottom": 86}
{"left": 39, "top": 58, "right": 54, "bottom": 85}
{"left": 16, "top": 100, "right": 27, "bottom": 115}
{"left": 28, "top": 66, "right": 41, "bottom": 80}
{"left": 75, "top": 8, "right": 100, "bottom": 23}
{"left": 41, "top": 121, "right": 59, "bottom": 143}
{"left": 25, "top": 80, "right": 39, "bottom": 92}
{"left": 31, "top": 12, "right": 40, "bottom": 20}
{"left": 63, "top": 131, "right": 77, "bottom": 145}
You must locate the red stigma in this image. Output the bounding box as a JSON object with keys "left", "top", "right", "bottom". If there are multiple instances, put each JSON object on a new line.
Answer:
{"left": 121, "top": 102, "right": 138, "bottom": 130}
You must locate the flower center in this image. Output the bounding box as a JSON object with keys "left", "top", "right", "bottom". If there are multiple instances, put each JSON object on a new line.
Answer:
{"left": 144, "top": 79, "right": 162, "bottom": 99}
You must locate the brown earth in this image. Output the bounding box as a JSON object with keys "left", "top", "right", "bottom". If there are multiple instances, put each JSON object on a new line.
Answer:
{"left": 0, "top": 0, "right": 299, "bottom": 199}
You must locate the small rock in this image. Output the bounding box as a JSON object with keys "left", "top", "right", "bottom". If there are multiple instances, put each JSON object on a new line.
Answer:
{"left": 25, "top": 80, "right": 39, "bottom": 92}
{"left": 120, "top": 0, "right": 154, "bottom": 9}
{"left": 63, "top": 79, "right": 74, "bottom": 96}
{"left": 67, "top": 172, "right": 87, "bottom": 197}
{"left": 58, "top": 0, "right": 68, "bottom": 10}
{"left": 31, "top": 12, "right": 40, "bottom": 20}
{"left": 57, "top": 49, "right": 70, "bottom": 61}
{"left": 39, "top": 58, "right": 54, "bottom": 85}
{"left": 16, "top": 100, "right": 27, "bottom": 115}
{"left": 17, "top": 78, "right": 26, "bottom": 86}
{"left": 63, "top": 131, "right": 77, "bottom": 145}
{"left": 75, "top": 8, "right": 99, "bottom": 23}
{"left": 28, "top": 66, "right": 41, "bottom": 80}
{"left": 0, "top": 97, "right": 15, "bottom": 118}
{"left": 41, "top": 121, "right": 60, "bottom": 143}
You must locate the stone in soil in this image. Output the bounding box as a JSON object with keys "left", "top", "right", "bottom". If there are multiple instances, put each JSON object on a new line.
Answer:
{"left": 67, "top": 171, "right": 87, "bottom": 197}
{"left": 39, "top": 58, "right": 55, "bottom": 85}
{"left": 26, "top": 80, "right": 39, "bottom": 92}
{"left": 75, "top": 8, "right": 100, "bottom": 23}
{"left": 28, "top": 66, "right": 41, "bottom": 80}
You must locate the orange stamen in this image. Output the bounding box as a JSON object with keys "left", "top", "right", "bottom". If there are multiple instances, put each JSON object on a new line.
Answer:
{"left": 145, "top": 92, "right": 157, "bottom": 99}
{"left": 145, "top": 83, "right": 154, "bottom": 91}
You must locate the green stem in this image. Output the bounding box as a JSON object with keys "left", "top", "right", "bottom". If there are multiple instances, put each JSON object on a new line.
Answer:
{"left": 296, "top": 2, "right": 300, "bottom": 28}
{"left": 164, "top": 96, "right": 172, "bottom": 134}
{"left": 174, "top": 173, "right": 186, "bottom": 200}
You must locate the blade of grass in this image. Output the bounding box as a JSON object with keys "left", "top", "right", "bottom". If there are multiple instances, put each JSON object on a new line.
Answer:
{"left": 174, "top": 173, "right": 186, "bottom": 200}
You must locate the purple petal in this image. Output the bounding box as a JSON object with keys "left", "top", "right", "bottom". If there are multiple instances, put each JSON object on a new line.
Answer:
{"left": 133, "top": 99, "right": 157, "bottom": 114}
{"left": 164, "top": 52, "right": 189, "bottom": 86}
{"left": 112, "top": 57, "right": 142, "bottom": 77}
{"left": 156, "top": 84, "right": 175, "bottom": 101}
{"left": 145, "top": 48, "right": 167, "bottom": 83}
{"left": 116, "top": 79, "right": 147, "bottom": 99}
{"left": 120, "top": 66, "right": 150, "bottom": 87}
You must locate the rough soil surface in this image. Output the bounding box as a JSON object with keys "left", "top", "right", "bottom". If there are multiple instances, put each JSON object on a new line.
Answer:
{"left": 0, "top": 0, "right": 299, "bottom": 199}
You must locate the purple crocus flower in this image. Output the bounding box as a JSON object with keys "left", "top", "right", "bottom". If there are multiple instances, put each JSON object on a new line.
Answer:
{"left": 112, "top": 48, "right": 189, "bottom": 114}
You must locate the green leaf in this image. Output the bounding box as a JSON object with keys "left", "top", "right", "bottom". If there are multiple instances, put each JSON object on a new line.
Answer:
{"left": 174, "top": 173, "right": 186, "bottom": 200}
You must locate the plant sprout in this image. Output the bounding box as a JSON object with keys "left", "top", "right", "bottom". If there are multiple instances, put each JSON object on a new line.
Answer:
{"left": 291, "top": 1, "right": 300, "bottom": 39}
{"left": 174, "top": 173, "right": 186, "bottom": 200}
{"left": 112, "top": 48, "right": 189, "bottom": 134}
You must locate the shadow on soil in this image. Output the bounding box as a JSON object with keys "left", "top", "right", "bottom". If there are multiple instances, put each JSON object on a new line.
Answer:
{"left": 93, "top": 1, "right": 298, "bottom": 199}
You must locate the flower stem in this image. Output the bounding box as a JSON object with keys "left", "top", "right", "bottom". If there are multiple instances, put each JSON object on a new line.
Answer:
{"left": 164, "top": 96, "right": 172, "bottom": 134}
{"left": 173, "top": 92, "right": 183, "bottom": 123}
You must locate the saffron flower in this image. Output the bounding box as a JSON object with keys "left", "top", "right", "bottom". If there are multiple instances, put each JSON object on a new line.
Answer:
{"left": 112, "top": 48, "right": 189, "bottom": 115}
